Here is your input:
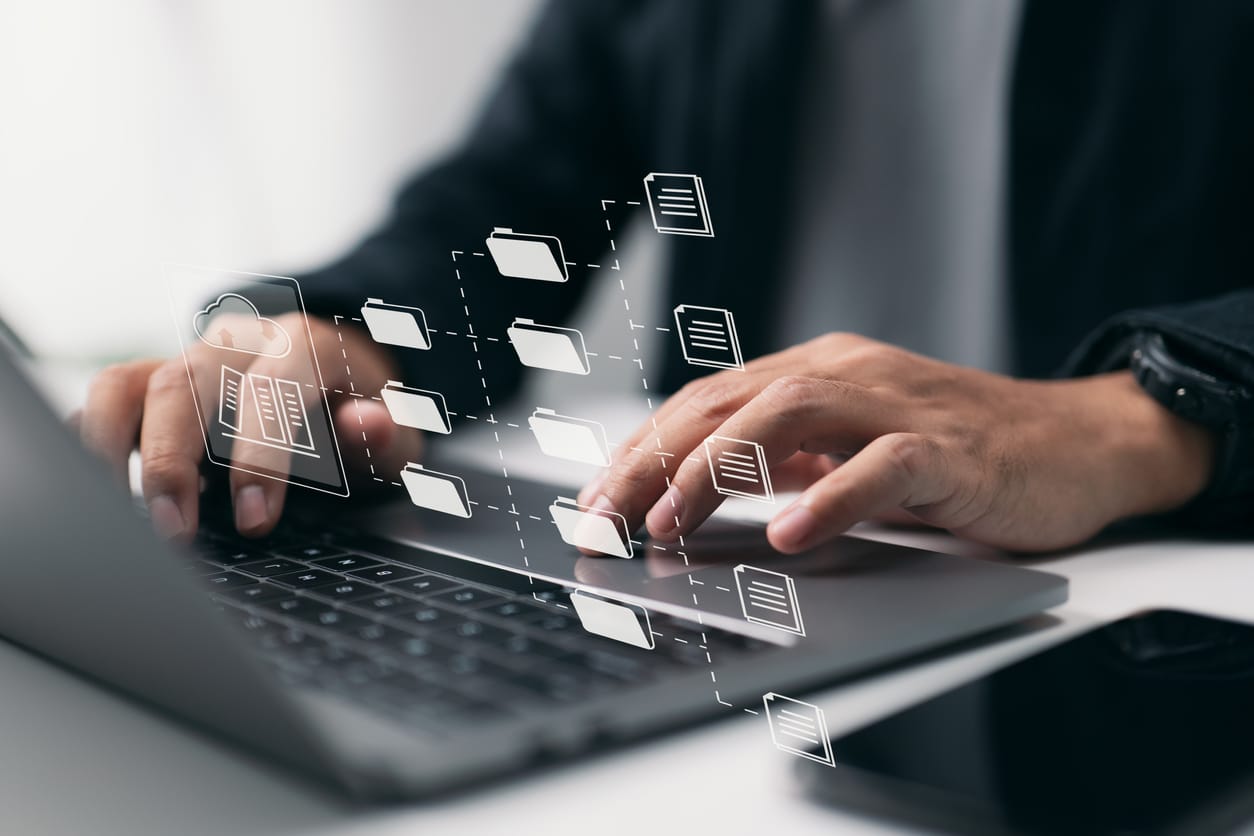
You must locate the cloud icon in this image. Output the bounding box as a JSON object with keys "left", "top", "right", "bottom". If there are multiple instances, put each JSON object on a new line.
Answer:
{"left": 192, "top": 293, "right": 292, "bottom": 358}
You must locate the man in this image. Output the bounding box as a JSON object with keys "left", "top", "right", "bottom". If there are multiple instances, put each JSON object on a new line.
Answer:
{"left": 78, "top": 1, "right": 1253, "bottom": 554}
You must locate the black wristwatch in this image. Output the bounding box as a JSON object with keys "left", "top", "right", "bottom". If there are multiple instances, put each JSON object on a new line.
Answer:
{"left": 1127, "top": 331, "right": 1254, "bottom": 516}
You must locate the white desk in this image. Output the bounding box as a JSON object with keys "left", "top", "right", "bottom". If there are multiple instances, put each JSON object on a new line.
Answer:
{"left": 6, "top": 380, "right": 1253, "bottom": 835}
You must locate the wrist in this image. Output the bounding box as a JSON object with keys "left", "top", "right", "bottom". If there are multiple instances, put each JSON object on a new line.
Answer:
{"left": 1097, "top": 370, "right": 1217, "bottom": 518}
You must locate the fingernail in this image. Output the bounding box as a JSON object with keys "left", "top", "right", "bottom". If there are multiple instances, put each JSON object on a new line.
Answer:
{"left": 588, "top": 493, "right": 618, "bottom": 515}
{"left": 646, "top": 485, "right": 685, "bottom": 540}
{"left": 234, "top": 485, "right": 269, "bottom": 532}
{"left": 771, "top": 503, "right": 816, "bottom": 550}
{"left": 577, "top": 472, "right": 608, "bottom": 506}
{"left": 149, "top": 495, "right": 186, "bottom": 539}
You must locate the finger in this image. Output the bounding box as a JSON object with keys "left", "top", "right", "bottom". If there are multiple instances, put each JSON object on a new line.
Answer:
{"left": 139, "top": 358, "right": 210, "bottom": 540}
{"left": 766, "top": 432, "right": 952, "bottom": 553}
{"left": 585, "top": 371, "right": 771, "bottom": 533}
{"left": 224, "top": 359, "right": 296, "bottom": 537}
{"left": 334, "top": 399, "right": 424, "bottom": 477}
{"left": 770, "top": 451, "right": 840, "bottom": 493}
{"left": 644, "top": 376, "right": 896, "bottom": 542}
{"left": 80, "top": 360, "right": 162, "bottom": 485}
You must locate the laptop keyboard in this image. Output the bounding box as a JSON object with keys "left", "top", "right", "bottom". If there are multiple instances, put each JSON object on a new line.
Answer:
{"left": 189, "top": 524, "right": 775, "bottom": 730}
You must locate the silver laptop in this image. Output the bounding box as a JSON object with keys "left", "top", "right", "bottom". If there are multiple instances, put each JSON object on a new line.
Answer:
{"left": 0, "top": 350, "right": 1066, "bottom": 799}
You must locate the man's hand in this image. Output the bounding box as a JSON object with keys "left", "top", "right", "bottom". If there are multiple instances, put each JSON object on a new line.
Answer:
{"left": 76, "top": 317, "right": 420, "bottom": 540}
{"left": 578, "top": 333, "right": 1215, "bottom": 553}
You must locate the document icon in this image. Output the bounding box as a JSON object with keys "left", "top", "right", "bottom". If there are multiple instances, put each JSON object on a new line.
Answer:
{"left": 360, "top": 299, "right": 431, "bottom": 350}
{"left": 549, "top": 496, "right": 633, "bottom": 558}
{"left": 706, "top": 435, "right": 774, "bottom": 503}
{"left": 528, "top": 408, "right": 611, "bottom": 467}
{"left": 570, "top": 590, "right": 655, "bottom": 650}
{"left": 400, "top": 463, "right": 472, "bottom": 518}
{"left": 734, "top": 564, "right": 805, "bottom": 636}
{"left": 673, "top": 304, "right": 743, "bottom": 370}
{"left": 507, "top": 318, "right": 591, "bottom": 375}
{"left": 763, "top": 693, "right": 835, "bottom": 767}
{"left": 380, "top": 381, "right": 451, "bottom": 434}
{"left": 644, "top": 172, "right": 714, "bottom": 237}
{"left": 485, "top": 228, "right": 568, "bottom": 282}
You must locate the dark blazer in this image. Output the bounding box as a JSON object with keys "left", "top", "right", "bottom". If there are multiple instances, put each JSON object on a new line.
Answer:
{"left": 298, "top": 0, "right": 1254, "bottom": 518}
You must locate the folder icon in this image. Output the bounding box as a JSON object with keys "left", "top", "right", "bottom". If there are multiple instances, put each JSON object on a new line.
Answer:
{"left": 507, "top": 319, "right": 590, "bottom": 375}
{"left": 528, "top": 408, "right": 611, "bottom": 467}
{"left": 549, "top": 496, "right": 632, "bottom": 558}
{"left": 485, "top": 228, "right": 568, "bottom": 282}
{"left": 380, "top": 381, "right": 451, "bottom": 434}
{"left": 570, "top": 590, "right": 655, "bottom": 650}
{"left": 360, "top": 299, "right": 431, "bottom": 350}
{"left": 400, "top": 463, "right": 472, "bottom": 518}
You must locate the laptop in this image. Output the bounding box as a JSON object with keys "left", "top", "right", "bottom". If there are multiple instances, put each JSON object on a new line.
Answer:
{"left": 0, "top": 348, "right": 1067, "bottom": 799}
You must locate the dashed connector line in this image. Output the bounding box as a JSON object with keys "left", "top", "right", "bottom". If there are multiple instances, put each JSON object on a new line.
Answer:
{"left": 331, "top": 315, "right": 376, "bottom": 478}
{"left": 599, "top": 203, "right": 732, "bottom": 709}
{"left": 450, "top": 250, "right": 536, "bottom": 591}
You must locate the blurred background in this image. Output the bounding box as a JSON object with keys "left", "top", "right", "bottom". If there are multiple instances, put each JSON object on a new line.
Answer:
{"left": 0, "top": 0, "right": 662, "bottom": 412}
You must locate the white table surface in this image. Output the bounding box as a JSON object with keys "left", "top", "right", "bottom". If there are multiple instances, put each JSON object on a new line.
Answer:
{"left": 6, "top": 376, "right": 1253, "bottom": 835}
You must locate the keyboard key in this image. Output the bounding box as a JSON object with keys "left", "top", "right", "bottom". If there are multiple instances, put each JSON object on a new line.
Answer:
{"left": 509, "top": 664, "right": 609, "bottom": 702}
{"left": 427, "top": 587, "right": 510, "bottom": 610}
{"left": 184, "top": 559, "right": 225, "bottom": 575}
{"left": 202, "top": 572, "right": 256, "bottom": 590}
{"left": 445, "top": 618, "right": 515, "bottom": 646}
{"left": 480, "top": 599, "right": 549, "bottom": 620}
{"left": 292, "top": 607, "right": 375, "bottom": 632}
{"left": 260, "top": 595, "right": 327, "bottom": 620}
{"left": 347, "top": 565, "right": 421, "bottom": 584}
{"left": 386, "top": 574, "right": 460, "bottom": 596}
{"left": 309, "top": 554, "right": 383, "bottom": 572}
{"left": 350, "top": 593, "right": 425, "bottom": 616}
{"left": 236, "top": 558, "right": 306, "bottom": 578}
{"left": 273, "top": 543, "right": 346, "bottom": 561}
{"left": 220, "top": 582, "right": 289, "bottom": 604}
{"left": 206, "top": 548, "right": 270, "bottom": 566}
{"left": 270, "top": 569, "right": 345, "bottom": 589}
{"left": 388, "top": 605, "right": 456, "bottom": 632}
{"left": 379, "top": 632, "right": 459, "bottom": 665}
{"left": 492, "top": 633, "right": 572, "bottom": 662}
{"left": 526, "top": 612, "right": 580, "bottom": 634}
{"left": 305, "top": 581, "right": 383, "bottom": 603}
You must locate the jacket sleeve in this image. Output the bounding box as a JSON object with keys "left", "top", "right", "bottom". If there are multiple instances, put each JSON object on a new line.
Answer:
{"left": 293, "top": 0, "right": 643, "bottom": 419}
{"left": 1061, "top": 289, "right": 1254, "bottom": 530}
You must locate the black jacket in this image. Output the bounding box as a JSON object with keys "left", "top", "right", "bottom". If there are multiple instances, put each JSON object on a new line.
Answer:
{"left": 298, "top": 0, "right": 1254, "bottom": 524}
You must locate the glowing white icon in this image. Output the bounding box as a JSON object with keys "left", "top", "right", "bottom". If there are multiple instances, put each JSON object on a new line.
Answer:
{"left": 674, "top": 304, "right": 743, "bottom": 370}
{"left": 193, "top": 293, "right": 292, "bottom": 358}
{"left": 549, "top": 496, "right": 632, "bottom": 558}
{"left": 400, "top": 463, "right": 472, "bottom": 518}
{"left": 528, "top": 408, "right": 611, "bottom": 467}
{"left": 218, "top": 366, "right": 319, "bottom": 458}
{"left": 763, "top": 693, "right": 835, "bottom": 767}
{"left": 734, "top": 564, "right": 805, "bottom": 636}
{"left": 705, "top": 435, "right": 774, "bottom": 503}
{"left": 570, "top": 590, "right": 655, "bottom": 650}
{"left": 361, "top": 298, "right": 431, "bottom": 350}
{"left": 485, "top": 228, "right": 568, "bottom": 282}
{"left": 507, "top": 318, "right": 591, "bottom": 375}
{"left": 644, "top": 172, "right": 714, "bottom": 237}
{"left": 380, "top": 381, "right": 452, "bottom": 434}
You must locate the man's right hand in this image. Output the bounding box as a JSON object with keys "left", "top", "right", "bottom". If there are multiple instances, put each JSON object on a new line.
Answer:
{"left": 75, "top": 316, "right": 421, "bottom": 541}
